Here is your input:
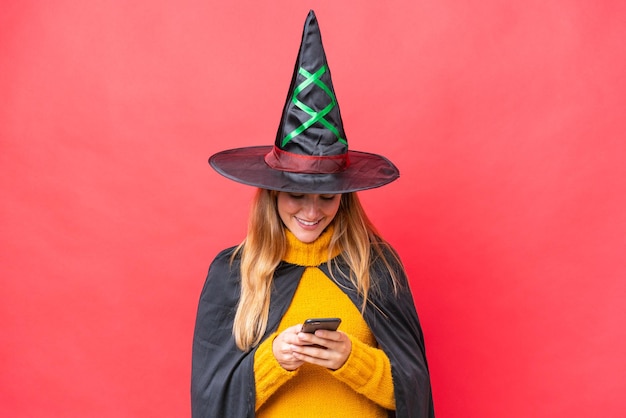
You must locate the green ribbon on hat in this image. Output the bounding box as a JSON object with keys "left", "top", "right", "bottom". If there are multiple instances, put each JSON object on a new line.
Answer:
{"left": 282, "top": 65, "right": 347, "bottom": 147}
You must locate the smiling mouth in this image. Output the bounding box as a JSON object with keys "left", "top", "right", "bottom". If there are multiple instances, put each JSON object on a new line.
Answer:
{"left": 295, "top": 217, "right": 321, "bottom": 227}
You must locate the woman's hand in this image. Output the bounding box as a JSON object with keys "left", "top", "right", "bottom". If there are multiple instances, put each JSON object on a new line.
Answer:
{"left": 272, "top": 324, "right": 307, "bottom": 371}
{"left": 291, "top": 329, "right": 352, "bottom": 370}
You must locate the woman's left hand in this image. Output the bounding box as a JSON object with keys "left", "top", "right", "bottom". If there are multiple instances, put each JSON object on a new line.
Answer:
{"left": 291, "top": 329, "right": 352, "bottom": 370}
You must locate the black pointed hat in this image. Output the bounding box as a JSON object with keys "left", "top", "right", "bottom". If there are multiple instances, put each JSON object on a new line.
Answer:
{"left": 209, "top": 10, "right": 399, "bottom": 193}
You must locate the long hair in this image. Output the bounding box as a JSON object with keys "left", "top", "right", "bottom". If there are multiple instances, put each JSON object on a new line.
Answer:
{"left": 232, "top": 188, "right": 402, "bottom": 351}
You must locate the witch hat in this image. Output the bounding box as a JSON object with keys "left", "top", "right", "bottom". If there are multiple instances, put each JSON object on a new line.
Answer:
{"left": 209, "top": 10, "right": 399, "bottom": 193}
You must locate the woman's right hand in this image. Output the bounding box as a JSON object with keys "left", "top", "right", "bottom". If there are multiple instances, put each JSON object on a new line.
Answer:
{"left": 272, "top": 324, "right": 306, "bottom": 371}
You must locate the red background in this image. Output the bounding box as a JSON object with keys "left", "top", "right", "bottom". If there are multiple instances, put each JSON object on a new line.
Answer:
{"left": 2, "top": 1, "right": 625, "bottom": 417}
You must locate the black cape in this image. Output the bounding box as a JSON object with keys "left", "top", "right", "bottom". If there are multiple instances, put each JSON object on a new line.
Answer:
{"left": 191, "top": 246, "right": 435, "bottom": 417}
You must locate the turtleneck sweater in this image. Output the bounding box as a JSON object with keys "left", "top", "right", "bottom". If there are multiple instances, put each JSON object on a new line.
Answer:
{"left": 254, "top": 226, "right": 395, "bottom": 417}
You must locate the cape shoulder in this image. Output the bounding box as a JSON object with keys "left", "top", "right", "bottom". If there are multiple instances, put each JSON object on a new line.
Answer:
{"left": 196, "top": 245, "right": 242, "bottom": 321}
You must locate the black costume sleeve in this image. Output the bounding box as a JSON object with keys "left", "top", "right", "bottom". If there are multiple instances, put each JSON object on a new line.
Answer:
{"left": 191, "top": 248, "right": 304, "bottom": 418}
{"left": 191, "top": 247, "right": 254, "bottom": 417}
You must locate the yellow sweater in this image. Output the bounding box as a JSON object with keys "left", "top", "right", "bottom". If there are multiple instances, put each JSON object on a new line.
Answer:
{"left": 254, "top": 227, "right": 395, "bottom": 417}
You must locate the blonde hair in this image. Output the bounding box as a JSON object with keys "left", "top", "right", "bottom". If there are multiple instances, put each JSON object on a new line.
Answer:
{"left": 232, "top": 188, "right": 401, "bottom": 351}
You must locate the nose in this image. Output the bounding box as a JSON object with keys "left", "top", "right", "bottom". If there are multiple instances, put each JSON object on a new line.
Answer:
{"left": 302, "top": 195, "right": 321, "bottom": 218}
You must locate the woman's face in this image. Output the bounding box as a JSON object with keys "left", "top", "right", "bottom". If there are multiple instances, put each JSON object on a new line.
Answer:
{"left": 276, "top": 192, "right": 342, "bottom": 243}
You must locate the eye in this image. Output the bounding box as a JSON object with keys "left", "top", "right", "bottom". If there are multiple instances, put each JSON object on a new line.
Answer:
{"left": 288, "top": 193, "right": 304, "bottom": 199}
{"left": 320, "top": 194, "right": 338, "bottom": 201}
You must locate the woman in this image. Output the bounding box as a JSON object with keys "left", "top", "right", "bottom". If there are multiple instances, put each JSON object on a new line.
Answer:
{"left": 192, "top": 10, "right": 434, "bottom": 418}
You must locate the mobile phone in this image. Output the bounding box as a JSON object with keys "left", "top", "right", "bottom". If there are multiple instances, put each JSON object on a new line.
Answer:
{"left": 301, "top": 317, "right": 342, "bottom": 334}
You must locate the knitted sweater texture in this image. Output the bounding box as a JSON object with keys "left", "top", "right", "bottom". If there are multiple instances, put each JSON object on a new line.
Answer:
{"left": 254, "top": 227, "right": 395, "bottom": 417}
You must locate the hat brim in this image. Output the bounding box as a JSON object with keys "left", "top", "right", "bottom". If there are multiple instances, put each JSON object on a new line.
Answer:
{"left": 209, "top": 146, "right": 399, "bottom": 193}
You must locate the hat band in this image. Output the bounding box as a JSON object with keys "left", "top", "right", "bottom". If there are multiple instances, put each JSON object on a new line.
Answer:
{"left": 264, "top": 146, "right": 349, "bottom": 174}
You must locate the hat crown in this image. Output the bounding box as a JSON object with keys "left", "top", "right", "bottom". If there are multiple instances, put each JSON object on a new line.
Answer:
{"left": 266, "top": 10, "right": 349, "bottom": 174}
